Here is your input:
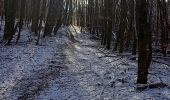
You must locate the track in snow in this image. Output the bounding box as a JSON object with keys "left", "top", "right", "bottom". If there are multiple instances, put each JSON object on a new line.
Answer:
{"left": 0, "top": 26, "right": 170, "bottom": 100}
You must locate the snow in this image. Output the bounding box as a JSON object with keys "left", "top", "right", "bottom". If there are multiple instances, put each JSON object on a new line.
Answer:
{"left": 0, "top": 26, "right": 170, "bottom": 100}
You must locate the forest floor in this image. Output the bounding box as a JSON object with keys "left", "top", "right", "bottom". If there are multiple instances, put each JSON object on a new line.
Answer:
{"left": 0, "top": 26, "right": 170, "bottom": 100}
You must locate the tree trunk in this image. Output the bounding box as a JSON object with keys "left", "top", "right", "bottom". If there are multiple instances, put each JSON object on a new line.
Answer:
{"left": 16, "top": 0, "right": 26, "bottom": 44}
{"left": 43, "top": 0, "right": 60, "bottom": 37}
{"left": 31, "top": 0, "right": 40, "bottom": 35}
{"left": 3, "top": 0, "right": 17, "bottom": 44}
{"left": 118, "top": 0, "right": 128, "bottom": 53}
{"left": 106, "top": 0, "right": 113, "bottom": 49}
{"left": 136, "top": 0, "right": 151, "bottom": 84}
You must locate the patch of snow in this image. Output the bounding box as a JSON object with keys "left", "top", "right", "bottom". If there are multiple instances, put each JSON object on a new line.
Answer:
{"left": 0, "top": 26, "right": 169, "bottom": 100}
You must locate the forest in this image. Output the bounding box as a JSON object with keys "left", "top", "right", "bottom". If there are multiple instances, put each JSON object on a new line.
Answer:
{"left": 0, "top": 0, "right": 170, "bottom": 100}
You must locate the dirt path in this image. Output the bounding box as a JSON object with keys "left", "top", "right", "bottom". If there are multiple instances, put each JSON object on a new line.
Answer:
{"left": 36, "top": 27, "right": 170, "bottom": 100}
{"left": 35, "top": 27, "right": 137, "bottom": 100}
{"left": 0, "top": 27, "right": 170, "bottom": 100}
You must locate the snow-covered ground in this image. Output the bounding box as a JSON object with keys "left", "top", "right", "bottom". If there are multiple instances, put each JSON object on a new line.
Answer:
{"left": 0, "top": 26, "right": 170, "bottom": 100}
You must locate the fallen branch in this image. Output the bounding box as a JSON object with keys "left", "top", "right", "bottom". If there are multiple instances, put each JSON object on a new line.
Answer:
{"left": 82, "top": 44, "right": 98, "bottom": 48}
{"left": 137, "top": 82, "right": 169, "bottom": 91}
{"left": 100, "top": 85, "right": 107, "bottom": 99}
{"left": 98, "top": 54, "right": 133, "bottom": 58}
{"left": 98, "top": 55, "right": 118, "bottom": 58}
{"left": 152, "top": 59, "right": 170, "bottom": 67}
{"left": 105, "top": 57, "right": 123, "bottom": 64}
{"left": 152, "top": 56, "right": 170, "bottom": 59}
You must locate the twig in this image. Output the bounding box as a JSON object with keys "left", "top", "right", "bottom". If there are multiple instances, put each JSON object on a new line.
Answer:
{"left": 100, "top": 85, "right": 107, "bottom": 99}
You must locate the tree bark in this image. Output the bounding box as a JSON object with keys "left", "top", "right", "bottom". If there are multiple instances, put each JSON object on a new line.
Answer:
{"left": 3, "top": 0, "right": 17, "bottom": 44}
{"left": 136, "top": 0, "right": 151, "bottom": 84}
{"left": 31, "top": 0, "right": 41, "bottom": 35}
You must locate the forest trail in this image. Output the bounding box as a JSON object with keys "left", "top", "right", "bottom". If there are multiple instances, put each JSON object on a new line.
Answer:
{"left": 0, "top": 27, "right": 71, "bottom": 100}
{"left": 0, "top": 27, "right": 170, "bottom": 100}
